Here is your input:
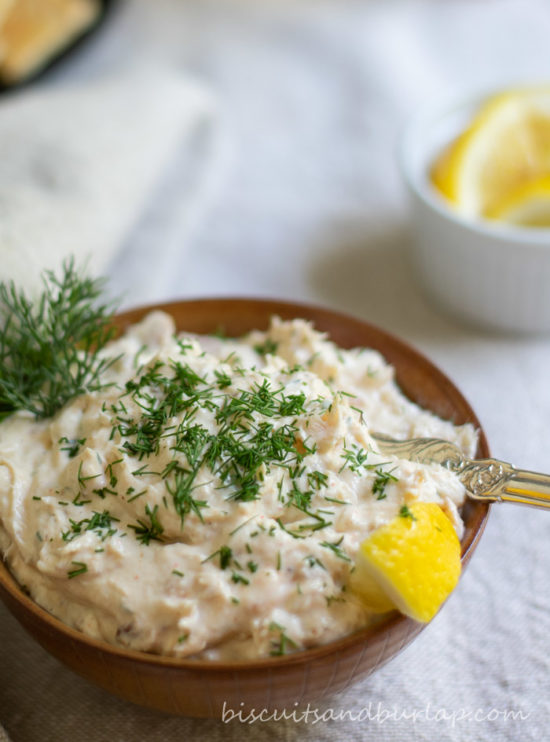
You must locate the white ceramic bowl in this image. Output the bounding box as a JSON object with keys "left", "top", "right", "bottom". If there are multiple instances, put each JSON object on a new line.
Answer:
{"left": 400, "top": 92, "right": 550, "bottom": 334}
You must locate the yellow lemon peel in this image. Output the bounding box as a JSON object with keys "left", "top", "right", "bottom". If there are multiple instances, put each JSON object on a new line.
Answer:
{"left": 431, "top": 88, "right": 550, "bottom": 220}
{"left": 350, "top": 502, "right": 461, "bottom": 623}
{"left": 487, "top": 175, "right": 550, "bottom": 226}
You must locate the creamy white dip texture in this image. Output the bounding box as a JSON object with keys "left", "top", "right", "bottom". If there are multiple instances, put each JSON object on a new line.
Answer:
{"left": 0, "top": 312, "right": 476, "bottom": 660}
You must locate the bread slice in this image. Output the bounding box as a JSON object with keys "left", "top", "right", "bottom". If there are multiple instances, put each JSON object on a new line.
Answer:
{"left": 0, "top": 0, "right": 14, "bottom": 56}
{"left": 0, "top": 0, "right": 100, "bottom": 85}
{"left": 0, "top": 0, "right": 14, "bottom": 24}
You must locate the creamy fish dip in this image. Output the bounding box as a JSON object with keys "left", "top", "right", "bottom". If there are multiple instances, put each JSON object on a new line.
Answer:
{"left": 0, "top": 312, "right": 476, "bottom": 660}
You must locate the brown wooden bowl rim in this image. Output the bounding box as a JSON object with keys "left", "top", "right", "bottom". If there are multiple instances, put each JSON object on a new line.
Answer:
{"left": 0, "top": 297, "right": 491, "bottom": 672}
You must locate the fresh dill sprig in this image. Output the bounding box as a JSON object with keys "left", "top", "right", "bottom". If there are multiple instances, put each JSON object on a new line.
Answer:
{"left": 0, "top": 259, "right": 118, "bottom": 420}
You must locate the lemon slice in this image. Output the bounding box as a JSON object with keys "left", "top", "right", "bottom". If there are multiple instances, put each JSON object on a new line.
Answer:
{"left": 350, "top": 502, "right": 461, "bottom": 623}
{"left": 431, "top": 88, "right": 550, "bottom": 218}
{"left": 487, "top": 175, "right": 550, "bottom": 226}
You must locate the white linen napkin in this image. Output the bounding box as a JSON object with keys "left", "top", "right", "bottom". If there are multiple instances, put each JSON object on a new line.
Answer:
{"left": 0, "top": 63, "right": 223, "bottom": 298}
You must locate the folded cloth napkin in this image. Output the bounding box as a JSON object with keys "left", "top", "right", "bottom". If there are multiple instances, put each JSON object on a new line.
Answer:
{"left": 0, "top": 63, "right": 222, "bottom": 297}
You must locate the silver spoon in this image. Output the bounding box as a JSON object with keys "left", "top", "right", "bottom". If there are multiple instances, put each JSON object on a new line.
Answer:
{"left": 371, "top": 433, "right": 550, "bottom": 510}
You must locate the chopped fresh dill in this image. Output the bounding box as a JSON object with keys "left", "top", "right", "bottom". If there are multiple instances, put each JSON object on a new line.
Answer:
{"left": 276, "top": 517, "right": 304, "bottom": 539}
{"left": 399, "top": 504, "right": 417, "bottom": 521}
{"left": 229, "top": 515, "right": 257, "bottom": 537}
{"left": 77, "top": 461, "right": 101, "bottom": 490}
{"left": 72, "top": 491, "right": 92, "bottom": 507}
{"left": 62, "top": 510, "right": 119, "bottom": 543}
{"left": 164, "top": 463, "right": 209, "bottom": 525}
{"left": 203, "top": 545, "right": 233, "bottom": 569}
{"left": 320, "top": 536, "right": 351, "bottom": 562}
{"left": 323, "top": 495, "right": 349, "bottom": 506}
{"left": 132, "top": 464, "right": 157, "bottom": 477}
{"left": 219, "top": 545, "right": 233, "bottom": 569}
{"left": 281, "top": 363, "right": 304, "bottom": 375}
{"left": 92, "top": 487, "right": 117, "bottom": 499}
{"left": 307, "top": 470, "right": 328, "bottom": 490}
{"left": 278, "top": 392, "right": 306, "bottom": 417}
{"left": 269, "top": 621, "right": 297, "bottom": 656}
{"left": 106, "top": 459, "right": 123, "bottom": 488}
{"left": 231, "top": 572, "right": 249, "bottom": 585}
{"left": 214, "top": 370, "right": 232, "bottom": 389}
{"left": 253, "top": 338, "right": 278, "bottom": 356}
{"left": 339, "top": 443, "right": 369, "bottom": 473}
{"left": 372, "top": 468, "right": 398, "bottom": 499}
{"left": 305, "top": 554, "right": 326, "bottom": 570}
{"left": 128, "top": 504, "right": 164, "bottom": 545}
{"left": 133, "top": 343, "right": 148, "bottom": 369}
{"left": 59, "top": 436, "right": 86, "bottom": 458}
{"left": 285, "top": 480, "right": 313, "bottom": 512}
{"left": 67, "top": 561, "right": 88, "bottom": 579}
{"left": 350, "top": 405, "right": 365, "bottom": 423}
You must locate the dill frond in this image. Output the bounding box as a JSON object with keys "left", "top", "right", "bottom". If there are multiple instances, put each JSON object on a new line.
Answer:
{"left": 0, "top": 258, "right": 118, "bottom": 419}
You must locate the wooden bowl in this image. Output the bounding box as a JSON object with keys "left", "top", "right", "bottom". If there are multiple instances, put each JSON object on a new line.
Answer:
{"left": 0, "top": 298, "right": 490, "bottom": 717}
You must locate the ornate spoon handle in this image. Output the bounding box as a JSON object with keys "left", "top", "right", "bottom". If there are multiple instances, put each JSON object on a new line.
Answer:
{"left": 459, "top": 459, "right": 550, "bottom": 509}
{"left": 371, "top": 434, "right": 550, "bottom": 511}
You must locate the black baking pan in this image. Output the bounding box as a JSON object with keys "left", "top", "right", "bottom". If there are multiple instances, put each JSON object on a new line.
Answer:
{"left": 0, "top": 0, "right": 116, "bottom": 93}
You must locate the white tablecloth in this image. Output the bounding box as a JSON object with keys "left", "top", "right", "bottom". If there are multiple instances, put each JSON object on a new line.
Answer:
{"left": 2, "top": 0, "right": 550, "bottom": 739}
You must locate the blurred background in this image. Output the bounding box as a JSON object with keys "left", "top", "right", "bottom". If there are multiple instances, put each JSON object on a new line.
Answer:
{"left": 3, "top": 0, "right": 550, "bottom": 321}
{"left": 2, "top": 1, "right": 550, "bottom": 741}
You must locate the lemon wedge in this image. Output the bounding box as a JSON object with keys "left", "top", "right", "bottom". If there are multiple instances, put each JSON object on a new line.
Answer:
{"left": 487, "top": 175, "right": 550, "bottom": 227}
{"left": 350, "top": 502, "right": 461, "bottom": 623}
{"left": 431, "top": 88, "right": 550, "bottom": 219}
